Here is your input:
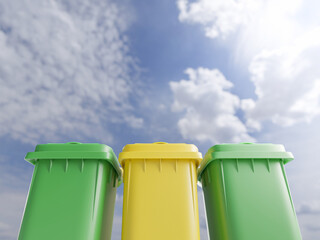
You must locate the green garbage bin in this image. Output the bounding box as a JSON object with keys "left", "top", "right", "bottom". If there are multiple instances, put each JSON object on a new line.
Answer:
{"left": 198, "top": 143, "right": 302, "bottom": 240}
{"left": 18, "top": 142, "right": 122, "bottom": 240}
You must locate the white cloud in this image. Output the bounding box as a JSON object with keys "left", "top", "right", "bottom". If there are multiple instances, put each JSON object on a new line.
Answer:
{"left": 177, "top": 0, "right": 320, "bottom": 130}
{"left": 170, "top": 67, "right": 254, "bottom": 144}
{"left": 0, "top": 0, "right": 142, "bottom": 144}
{"left": 177, "top": 0, "right": 261, "bottom": 39}
{"left": 243, "top": 28, "right": 320, "bottom": 127}
{"left": 177, "top": 0, "right": 302, "bottom": 42}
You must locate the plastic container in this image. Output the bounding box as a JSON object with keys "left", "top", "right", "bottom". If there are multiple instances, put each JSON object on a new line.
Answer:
{"left": 198, "top": 143, "right": 302, "bottom": 240}
{"left": 119, "top": 142, "right": 202, "bottom": 240}
{"left": 18, "top": 142, "right": 122, "bottom": 240}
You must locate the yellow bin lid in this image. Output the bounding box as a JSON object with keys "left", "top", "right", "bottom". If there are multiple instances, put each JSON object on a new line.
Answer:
{"left": 119, "top": 142, "right": 202, "bottom": 166}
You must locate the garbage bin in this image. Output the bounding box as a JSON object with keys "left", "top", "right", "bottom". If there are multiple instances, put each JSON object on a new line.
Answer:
{"left": 197, "top": 143, "right": 302, "bottom": 240}
{"left": 119, "top": 142, "right": 202, "bottom": 240}
{"left": 18, "top": 142, "right": 122, "bottom": 240}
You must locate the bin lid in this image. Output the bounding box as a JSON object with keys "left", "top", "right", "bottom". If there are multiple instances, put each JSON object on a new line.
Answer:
{"left": 25, "top": 142, "right": 122, "bottom": 181}
{"left": 119, "top": 142, "right": 202, "bottom": 166}
{"left": 197, "top": 143, "right": 294, "bottom": 181}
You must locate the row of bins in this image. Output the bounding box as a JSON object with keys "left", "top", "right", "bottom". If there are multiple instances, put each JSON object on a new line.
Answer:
{"left": 18, "top": 142, "right": 302, "bottom": 240}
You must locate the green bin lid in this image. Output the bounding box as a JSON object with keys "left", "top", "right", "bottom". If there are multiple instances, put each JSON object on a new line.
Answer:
{"left": 25, "top": 142, "right": 122, "bottom": 181}
{"left": 197, "top": 143, "right": 294, "bottom": 181}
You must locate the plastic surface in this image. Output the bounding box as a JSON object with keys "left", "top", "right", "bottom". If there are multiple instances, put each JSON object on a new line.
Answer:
{"left": 19, "top": 142, "right": 121, "bottom": 240}
{"left": 25, "top": 142, "right": 122, "bottom": 181}
{"left": 199, "top": 143, "right": 302, "bottom": 240}
{"left": 119, "top": 142, "right": 202, "bottom": 240}
{"left": 119, "top": 142, "right": 202, "bottom": 163}
{"left": 198, "top": 143, "right": 294, "bottom": 181}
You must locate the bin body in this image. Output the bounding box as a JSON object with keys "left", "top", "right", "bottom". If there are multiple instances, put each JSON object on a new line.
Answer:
{"left": 198, "top": 143, "right": 302, "bottom": 240}
{"left": 119, "top": 142, "right": 202, "bottom": 240}
{"left": 19, "top": 142, "right": 122, "bottom": 240}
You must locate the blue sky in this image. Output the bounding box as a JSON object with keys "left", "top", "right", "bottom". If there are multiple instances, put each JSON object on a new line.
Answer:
{"left": 1, "top": 0, "right": 320, "bottom": 239}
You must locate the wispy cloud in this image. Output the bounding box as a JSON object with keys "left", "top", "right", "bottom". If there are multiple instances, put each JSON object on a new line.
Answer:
{"left": 0, "top": 0, "right": 142, "bottom": 144}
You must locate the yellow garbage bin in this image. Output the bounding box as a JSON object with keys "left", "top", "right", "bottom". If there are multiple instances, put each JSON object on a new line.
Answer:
{"left": 119, "top": 142, "right": 202, "bottom": 240}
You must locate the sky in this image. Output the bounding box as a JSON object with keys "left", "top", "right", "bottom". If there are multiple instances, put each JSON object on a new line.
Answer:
{"left": 0, "top": 0, "right": 320, "bottom": 239}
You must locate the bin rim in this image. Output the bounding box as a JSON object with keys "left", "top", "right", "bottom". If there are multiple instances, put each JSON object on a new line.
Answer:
{"left": 197, "top": 143, "right": 294, "bottom": 181}
{"left": 25, "top": 142, "right": 123, "bottom": 182}
{"left": 119, "top": 142, "right": 202, "bottom": 166}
